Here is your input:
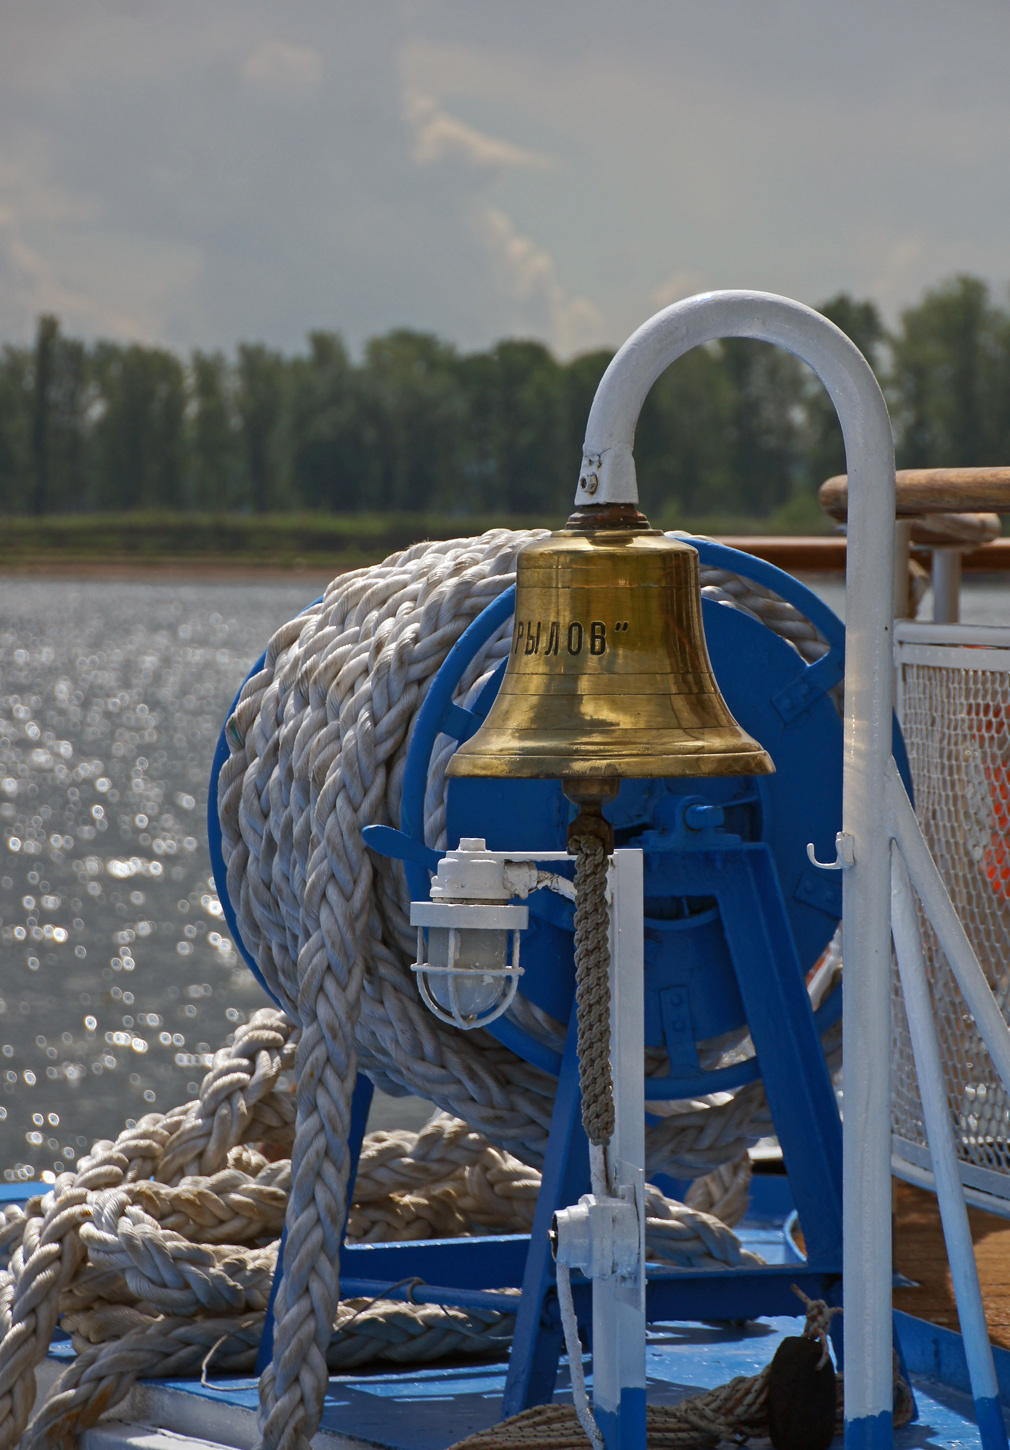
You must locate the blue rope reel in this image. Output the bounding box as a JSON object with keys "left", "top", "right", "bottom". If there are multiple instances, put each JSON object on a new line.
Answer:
{"left": 208, "top": 542, "right": 910, "bottom": 1098}
{"left": 368, "top": 540, "right": 908, "bottom": 1102}
{"left": 204, "top": 538, "right": 913, "bottom": 1394}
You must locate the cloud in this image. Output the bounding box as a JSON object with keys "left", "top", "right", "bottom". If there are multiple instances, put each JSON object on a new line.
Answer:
{"left": 4, "top": 1, "right": 1010, "bottom": 360}
{"left": 405, "top": 89, "right": 554, "bottom": 171}
{"left": 0, "top": 146, "right": 202, "bottom": 342}
{"left": 243, "top": 40, "right": 323, "bottom": 98}
{"left": 479, "top": 206, "right": 605, "bottom": 357}
{"left": 651, "top": 268, "right": 709, "bottom": 310}
{"left": 866, "top": 237, "right": 928, "bottom": 315}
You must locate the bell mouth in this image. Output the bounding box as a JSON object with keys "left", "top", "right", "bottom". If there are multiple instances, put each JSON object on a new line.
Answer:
{"left": 446, "top": 736, "right": 774, "bottom": 782}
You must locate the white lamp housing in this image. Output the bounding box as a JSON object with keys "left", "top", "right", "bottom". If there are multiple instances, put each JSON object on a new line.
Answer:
{"left": 410, "top": 838, "right": 527, "bottom": 1030}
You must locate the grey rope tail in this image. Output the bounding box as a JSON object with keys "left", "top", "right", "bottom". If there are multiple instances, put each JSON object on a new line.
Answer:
{"left": 572, "top": 834, "right": 615, "bottom": 1147}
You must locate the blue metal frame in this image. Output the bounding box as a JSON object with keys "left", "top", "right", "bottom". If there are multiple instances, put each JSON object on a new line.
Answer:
{"left": 494, "top": 839, "right": 844, "bottom": 1419}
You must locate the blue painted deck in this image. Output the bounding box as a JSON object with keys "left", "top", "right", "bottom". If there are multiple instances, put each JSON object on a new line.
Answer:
{"left": 26, "top": 1176, "right": 1010, "bottom": 1447}
{"left": 108, "top": 1305, "right": 1006, "bottom": 1450}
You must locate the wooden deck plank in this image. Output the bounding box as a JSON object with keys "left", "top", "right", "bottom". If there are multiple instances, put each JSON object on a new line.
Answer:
{"left": 893, "top": 1180, "right": 1010, "bottom": 1347}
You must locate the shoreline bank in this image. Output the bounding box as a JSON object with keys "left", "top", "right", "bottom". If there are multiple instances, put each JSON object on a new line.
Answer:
{"left": 0, "top": 556, "right": 350, "bottom": 584}
{"left": 4, "top": 535, "right": 1010, "bottom": 583}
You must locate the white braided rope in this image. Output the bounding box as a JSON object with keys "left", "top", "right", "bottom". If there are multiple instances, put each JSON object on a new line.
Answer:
{"left": 0, "top": 1007, "right": 296, "bottom": 1448}
{"left": 215, "top": 528, "right": 840, "bottom": 1450}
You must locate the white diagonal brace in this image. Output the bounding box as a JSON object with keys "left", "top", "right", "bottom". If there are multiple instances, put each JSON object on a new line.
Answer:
{"left": 888, "top": 759, "right": 1010, "bottom": 1096}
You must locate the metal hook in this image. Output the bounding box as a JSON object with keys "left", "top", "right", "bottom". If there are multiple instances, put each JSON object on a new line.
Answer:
{"left": 807, "top": 832, "right": 855, "bottom": 871}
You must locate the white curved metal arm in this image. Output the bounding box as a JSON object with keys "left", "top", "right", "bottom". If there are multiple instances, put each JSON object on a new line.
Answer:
{"left": 576, "top": 290, "right": 890, "bottom": 513}
{"left": 577, "top": 290, "right": 898, "bottom": 1445}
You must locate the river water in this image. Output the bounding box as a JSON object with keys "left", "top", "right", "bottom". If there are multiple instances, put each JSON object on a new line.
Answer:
{"left": 0, "top": 571, "right": 1007, "bottom": 1181}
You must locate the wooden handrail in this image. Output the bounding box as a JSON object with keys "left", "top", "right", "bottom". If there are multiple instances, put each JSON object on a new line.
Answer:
{"left": 820, "top": 467, "right": 1010, "bottom": 519}
{"left": 715, "top": 535, "right": 1010, "bottom": 574}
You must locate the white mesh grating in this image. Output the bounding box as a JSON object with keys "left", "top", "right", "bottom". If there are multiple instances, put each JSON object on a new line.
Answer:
{"left": 893, "top": 629, "right": 1010, "bottom": 1200}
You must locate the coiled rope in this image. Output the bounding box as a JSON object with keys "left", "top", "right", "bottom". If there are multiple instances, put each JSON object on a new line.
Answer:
{"left": 446, "top": 1292, "right": 914, "bottom": 1450}
{"left": 0, "top": 529, "right": 843, "bottom": 1448}
{"left": 0, "top": 1008, "right": 759, "bottom": 1448}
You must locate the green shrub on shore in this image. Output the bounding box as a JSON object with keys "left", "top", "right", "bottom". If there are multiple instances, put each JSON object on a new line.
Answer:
{"left": 0, "top": 498, "right": 841, "bottom": 566}
{"left": 0, "top": 511, "right": 552, "bottom": 563}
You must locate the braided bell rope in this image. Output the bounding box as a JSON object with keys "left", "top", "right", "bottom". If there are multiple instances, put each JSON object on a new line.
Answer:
{"left": 571, "top": 834, "right": 615, "bottom": 1147}
{"left": 0, "top": 530, "right": 843, "bottom": 1448}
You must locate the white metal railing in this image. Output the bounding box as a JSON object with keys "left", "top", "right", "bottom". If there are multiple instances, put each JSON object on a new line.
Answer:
{"left": 893, "top": 619, "right": 1010, "bottom": 1226}
{"left": 582, "top": 290, "right": 1009, "bottom": 1450}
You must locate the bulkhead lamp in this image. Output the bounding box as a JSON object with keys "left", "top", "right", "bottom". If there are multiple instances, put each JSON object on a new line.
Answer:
{"left": 409, "top": 838, "right": 527, "bottom": 1030}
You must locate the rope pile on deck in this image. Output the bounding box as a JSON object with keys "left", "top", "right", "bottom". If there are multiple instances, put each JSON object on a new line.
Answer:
{"left": 0, "top": 531, "right": 844, "bottom": 1449}
{"left": 447, "top": 1294, "right": 914, "bottom": 1450}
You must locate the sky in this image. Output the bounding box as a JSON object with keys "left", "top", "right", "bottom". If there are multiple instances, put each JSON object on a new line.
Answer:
{"left": 2, "top": 0, "right": 1010, "bottom": 359}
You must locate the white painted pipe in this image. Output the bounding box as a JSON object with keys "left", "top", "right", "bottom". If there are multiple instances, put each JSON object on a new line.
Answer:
{"left": 932, "top": 549, "right": 962, "bottom": 624}
{"left": 890, "top": 846, "right": 1007, "bottom": 1450}
{"left": 578, "top": 291, "right": 897, "bottom": 1444}
{"left": 592, "top": 850, "right": 646, "bottom": 1450}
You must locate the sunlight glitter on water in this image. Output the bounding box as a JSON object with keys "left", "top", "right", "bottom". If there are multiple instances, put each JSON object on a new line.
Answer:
{"left": 0, "top": 578, "right": 323, "bottom": 1179}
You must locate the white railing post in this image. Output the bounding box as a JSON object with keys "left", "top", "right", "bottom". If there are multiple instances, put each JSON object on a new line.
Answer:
{"left": 591, "top": 849, "right": 646, "bottom": 1449}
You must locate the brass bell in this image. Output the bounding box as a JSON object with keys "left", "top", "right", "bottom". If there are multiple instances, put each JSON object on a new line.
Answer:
{"left": 447, "top": 511, "right": 774, "bottom": 784}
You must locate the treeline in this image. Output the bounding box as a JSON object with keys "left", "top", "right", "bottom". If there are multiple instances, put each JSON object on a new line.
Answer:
{"left": 2, "top": 275, "right": 1009, "bottom": 525}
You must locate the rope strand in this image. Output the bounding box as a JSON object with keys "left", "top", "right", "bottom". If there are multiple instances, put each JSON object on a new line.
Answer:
{"left": 572, "top": 834, "right": 615, "bottom": 1149}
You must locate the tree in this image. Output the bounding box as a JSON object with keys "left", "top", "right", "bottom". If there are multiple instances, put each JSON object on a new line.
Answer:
{"left": 190, "top": 351, "right": 241, "bottom": 510}
{"left": 24, "top": 317, "right": 93, "bottom": 514}
{"left": 457, "top": 340, "right": 568, "bottom": 516}
{"left": 2, "top": 274, "right": 1008, "bottom": 524}
{"left": 634, "top": 340, "right": 809, "bottom": 523}
{"left": 30, "top": 315, "right": 59, "bottom": 515}
{"left": 722, "top": 340, "right": 809, "bottom": 517}
{"left": 634, "top": 344, "right": 737, "bottom": 523}
{"left": 289, "top": 332, "right": 366, "bottom": 511}
{"left": 91, "top": 343, "right": 187, "bottom": 509}
{"left": 806, "top": 294, "right": 886, "bottom": 488}
{"left": 358, "top": 331, "right": 463, "bottom": 512}
{"left": 235, "top": 344, "right": 290, "bottom": 513}
{"left": 890, "top": 275, "right": 1010, "bottom": 468}
{"left": 0, "top": 346, "right": 31, "bottom": 513}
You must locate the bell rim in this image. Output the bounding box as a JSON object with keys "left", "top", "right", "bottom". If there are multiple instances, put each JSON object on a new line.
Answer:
{"left": 446, "top": 747, "right": 776, "bottom": 780}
